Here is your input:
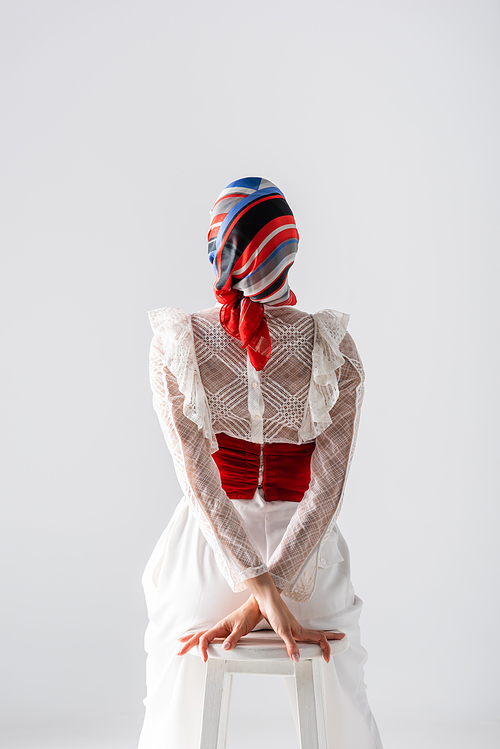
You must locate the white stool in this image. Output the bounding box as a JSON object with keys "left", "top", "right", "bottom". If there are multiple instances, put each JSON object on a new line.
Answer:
{"left": 188, "top": 630, "right": 349, "bottom": 749}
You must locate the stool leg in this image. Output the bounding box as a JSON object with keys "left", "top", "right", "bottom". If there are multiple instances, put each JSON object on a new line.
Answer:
{"left": 295, "top": 660, "right": 327, "bottom": 749}
{"left": 312, "top": 658, "right": 327, "bottom": 749}
{"left": 200, "top": 659, "right": 230, "bottom": 749}
{"left": 217, "top": 671, "right": 233, "bottom": 749}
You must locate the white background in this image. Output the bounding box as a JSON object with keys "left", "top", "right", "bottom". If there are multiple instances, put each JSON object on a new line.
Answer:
{"left": 1, "top": 1, "right": 499, "bottom": 747}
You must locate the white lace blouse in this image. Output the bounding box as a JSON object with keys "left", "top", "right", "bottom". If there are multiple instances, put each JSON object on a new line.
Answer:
{"left": 148, "top": 304, "right": 365, "bottom": 602}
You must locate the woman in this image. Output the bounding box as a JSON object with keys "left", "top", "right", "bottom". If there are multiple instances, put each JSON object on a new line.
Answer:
{"left": 138, "top": 177, "right": 384, "bottom": 749}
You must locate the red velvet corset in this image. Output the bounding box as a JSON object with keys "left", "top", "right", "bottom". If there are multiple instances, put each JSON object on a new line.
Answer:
{"left": 212, "top": 432, "right": 316, "bottom": 503}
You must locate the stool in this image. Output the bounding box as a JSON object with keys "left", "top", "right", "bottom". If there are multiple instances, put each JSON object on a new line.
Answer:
{"left": 188, "top": 630, "right": 349, "bottom": 749}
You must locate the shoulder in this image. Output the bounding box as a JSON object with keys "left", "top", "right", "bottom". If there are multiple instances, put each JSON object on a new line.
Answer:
{"left": 265, "top": 305, "right": 350, "bottom": 333}
{"left": 147, "top": 306, "right": 189, "bottom": 334}
{"left": 313, "top": 308, "right": 351, "bottom": 329}
{"left": 312, "top": 308, "right": 351, "bottom": 359}
{"left": 147, "top": 307, "right": 196, "bottom": 369}
{"left": 148, "top": 305, "right": 222, "bottom": 331}
{"left": 314, "top": 308, "right": 361, "bottom": 355}
{"left": 264, "top": 305, "right": 311, "bottom": 321}
{"left": 191, "top": 306, "right": 221, "bottom": 326}
{"left": 313, "top": 308, "right": 365, "bottom": 380}
{"left": 339, "top": 330, "right": 359, "bottom": 360}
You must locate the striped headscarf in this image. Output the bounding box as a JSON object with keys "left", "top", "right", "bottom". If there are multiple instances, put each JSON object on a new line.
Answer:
{"left": 208, "top": 177, "right": 299, "bottom": 371}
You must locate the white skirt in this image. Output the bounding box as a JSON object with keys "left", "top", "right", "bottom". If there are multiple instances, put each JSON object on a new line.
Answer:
{"left": 137, "top": 490, "right": 384, "bottom": 749}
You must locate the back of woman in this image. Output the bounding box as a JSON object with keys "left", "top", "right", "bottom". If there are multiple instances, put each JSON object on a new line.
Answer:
{"left": 139, "top": 178, "right": 384, "bottom": 749}
{"left": 193, "top": 304, "right": 316, "bottom": 445}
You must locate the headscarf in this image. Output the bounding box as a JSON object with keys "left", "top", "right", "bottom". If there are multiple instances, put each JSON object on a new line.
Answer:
{"left": 207, "top": 177, "right": 299, "bottom": 371}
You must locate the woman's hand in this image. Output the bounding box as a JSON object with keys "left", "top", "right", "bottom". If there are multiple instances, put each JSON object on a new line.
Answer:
{"left": 177, "top": 595, "right": 264, "bottom": 663}
{"left": 245, "top": 572, "right": 345, "bottom": 664}
{"left": 178, "top": 572, "right": 345, "bottom": 665}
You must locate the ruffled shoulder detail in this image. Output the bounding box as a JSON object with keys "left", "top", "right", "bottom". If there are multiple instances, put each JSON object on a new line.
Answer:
{"left": 147, "top": 307, "right": 218, "bottom": 452}
{"left": 148, "top": 306, "right": 175, "bottom": 332}
{"left": 298, "top": 309, "right": 351, "bottom": 442}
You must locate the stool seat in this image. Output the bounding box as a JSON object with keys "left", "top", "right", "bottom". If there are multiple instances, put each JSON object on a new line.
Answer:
{"left": 188, "top": 630, "right": 349, "bottom": 749}
{"left": 188, "top": 629, "right": 348, "bottom": 661}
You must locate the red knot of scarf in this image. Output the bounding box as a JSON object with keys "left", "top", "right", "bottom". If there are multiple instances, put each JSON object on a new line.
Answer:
{"left": 215, "top": 287, "right": 297, "bottom": 371}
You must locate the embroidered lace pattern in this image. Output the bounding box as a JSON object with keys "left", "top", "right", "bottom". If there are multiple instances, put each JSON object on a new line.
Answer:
{"left": 148, "top": 304, "right": 365, "bottom": 601}
{"left": 148, "top": 309, "right": 268, "bottom": 592}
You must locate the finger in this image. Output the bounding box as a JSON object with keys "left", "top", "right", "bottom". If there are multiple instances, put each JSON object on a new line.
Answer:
{"left": 222, "top": 625, "right": 246, "bottom": 651}
{"left": 308, "top": 631, "right": 331, "bottom": 663}
{"left": 317, "top": 634, "right": 331, "bottom": 663}
{"left": 178, "top": 632, "right": 203, "bottom": 655}
{"left": 311, "top": 632, "right": 331, "bottom": 663}
{"left": 178, "top": 633, "right": 198, "bottom": 642}
{"left": 199, "top": 632, "right": 217, "bottom": 663}
{"left": 279, "top": 629, "right": 301, "bottom": 662}
{"left": 199, "top": 624, "right": 230, "bottom": 663}
{"left": 177, "top": 630, "right": 207, "bottom": 656}
{"left": 298, "top": 629, "right": 345, "bottom": 662}
{"left": 295, "top": 629, "right": 332, "bottom": 663}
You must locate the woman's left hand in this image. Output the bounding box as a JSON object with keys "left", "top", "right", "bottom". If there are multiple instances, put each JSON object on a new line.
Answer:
{"left": 177, "top": 595, "right": 264, "bottom": 663}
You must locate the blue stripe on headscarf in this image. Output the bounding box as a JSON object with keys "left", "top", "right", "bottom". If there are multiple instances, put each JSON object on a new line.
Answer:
{"left": 224, "top": 177, "right": 264, "bottom": 191}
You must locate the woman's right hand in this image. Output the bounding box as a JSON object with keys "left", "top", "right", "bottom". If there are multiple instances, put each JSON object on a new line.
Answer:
{"left": 176, "top": 594, "right": 265, "bottom": 662}
{"left": 245, "top": 572, "right": 345, "bottom": 664}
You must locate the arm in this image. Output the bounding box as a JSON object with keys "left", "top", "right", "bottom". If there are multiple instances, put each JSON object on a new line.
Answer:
{"left": 174, "top": 324, "right": 353, "bottom": 662}
{"left": 266, "top": 332, "right": 365, "bottom": 600}
{"left": 149, "top": 327, "right": 269, "bottom": 590}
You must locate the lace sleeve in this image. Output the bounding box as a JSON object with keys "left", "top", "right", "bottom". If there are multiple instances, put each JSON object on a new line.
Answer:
{"left": 148, "top": 308, "right": 269, "bottom": 592}
{"left": 267, "top": 330, "right": 365, "bottom": 602}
